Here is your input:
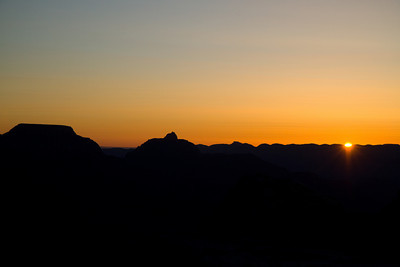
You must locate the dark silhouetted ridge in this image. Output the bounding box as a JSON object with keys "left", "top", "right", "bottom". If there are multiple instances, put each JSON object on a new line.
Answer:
{"left": 1, "top": 123, "right": 102, "bottom": 158}
{"left": 164, "top": 131, "right": 178, "bottom": 141}
{"left": 126, "top": 131, "right": 199, "bottom": 160}
{"left": 6, "top": 123, "right": 76, "bottom": 138}
{"left": 2, "top": 123, "right": 400, "bottom": 264}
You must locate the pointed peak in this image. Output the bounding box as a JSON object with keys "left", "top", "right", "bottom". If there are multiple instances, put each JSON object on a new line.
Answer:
{"left": 164, "top": 131, "right": 178, "bottom": 141}
{"left": 232, "top": 141, "right": 243, "bottom": 145}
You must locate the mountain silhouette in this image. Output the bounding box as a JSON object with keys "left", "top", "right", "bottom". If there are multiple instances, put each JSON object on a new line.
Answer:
{"left": 1, "top": 123, "right": 102, "bottom": 158}
{"left": 164, "top": 131, "right": 178, "bottom": 140}
{"left": 199, "top": 142, "right": 400, "bottom": 213}
{"left": 126, "top": 131, "right": 200, "bottom": 161}
{"left": 2, "top": 123, "right": 399, "bottom": 265}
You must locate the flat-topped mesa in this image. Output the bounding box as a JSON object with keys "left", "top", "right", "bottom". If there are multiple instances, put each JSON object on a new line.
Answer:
{"left": 1, "top": 123, "right": 102, "bottom": 158}
{"left": 6, "top": 123, "right": 76, "bottom": 138}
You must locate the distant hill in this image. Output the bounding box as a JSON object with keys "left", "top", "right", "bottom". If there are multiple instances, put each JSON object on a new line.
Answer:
{"left": 126, "top": 131, "right": 200, "bottom": 161}
{"left": 199, "top": 141, "right": 400, "bottom": 212}
{"left": 1, "top": 124, "right": 399, "bottom": 265}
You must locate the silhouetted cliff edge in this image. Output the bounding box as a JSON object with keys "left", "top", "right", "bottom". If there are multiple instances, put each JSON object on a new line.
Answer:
{"left": 1, "top": 123, "right": 102, "bottom": 158}
{"left": 1, "top": 124, "right": 399, "bottom": 265}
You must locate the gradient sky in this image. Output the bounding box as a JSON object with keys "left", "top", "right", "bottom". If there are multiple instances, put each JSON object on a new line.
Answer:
{"left": 1, "top": 0, "right": 399, "bottom": 146}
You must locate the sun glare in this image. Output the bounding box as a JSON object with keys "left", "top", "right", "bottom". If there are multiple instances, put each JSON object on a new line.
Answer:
{"left": 344, "top": 142, "right": 353, "bottom": 148}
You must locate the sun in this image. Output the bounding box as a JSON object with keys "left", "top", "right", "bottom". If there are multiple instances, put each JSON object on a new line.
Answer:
{"left": 344, "top": 142, "right": 353, "bottom": 148}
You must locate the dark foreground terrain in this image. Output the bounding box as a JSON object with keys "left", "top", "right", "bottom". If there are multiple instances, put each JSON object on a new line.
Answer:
{"left": 2, "top": 124, "right": 399, "bottom": 265}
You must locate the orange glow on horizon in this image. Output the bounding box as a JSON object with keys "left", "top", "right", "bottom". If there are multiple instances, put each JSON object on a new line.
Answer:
{"left": 0, "top": 2, "right": 399, "bottom": 147}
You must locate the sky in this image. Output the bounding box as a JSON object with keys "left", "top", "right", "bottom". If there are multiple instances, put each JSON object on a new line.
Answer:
{"left": 1, "top": 0, "right": 399, "bottom": 147}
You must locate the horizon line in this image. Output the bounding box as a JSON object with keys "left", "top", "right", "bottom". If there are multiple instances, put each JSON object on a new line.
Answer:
{"left": 101, "top": 142, "right": 400, "bottom": 149}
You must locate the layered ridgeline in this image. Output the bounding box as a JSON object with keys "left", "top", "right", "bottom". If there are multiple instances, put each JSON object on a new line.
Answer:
{"left": 198, "top": 141, "right": 400, "bottom": 213}
{"left": 2, "top": 124, "right": 399, "bottom": 265}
